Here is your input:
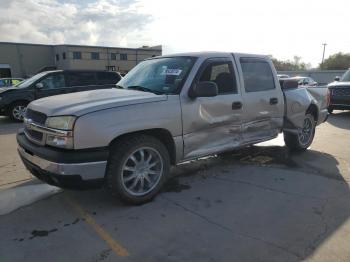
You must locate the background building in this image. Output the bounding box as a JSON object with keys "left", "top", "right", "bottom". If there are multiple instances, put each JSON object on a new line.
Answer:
{"left": 0, "top": 42, "right": 162, "bottom": 78}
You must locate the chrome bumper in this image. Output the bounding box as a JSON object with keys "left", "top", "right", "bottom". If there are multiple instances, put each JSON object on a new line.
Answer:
{"left": 18, "top": 146, "right": 107, "bottom": 180}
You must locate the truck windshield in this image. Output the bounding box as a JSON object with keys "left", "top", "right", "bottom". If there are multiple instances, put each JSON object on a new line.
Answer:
{"left": 13, "top": 72, "right": 48, "bottom": 88}
{"left": 117, "top": 56, "right": 196, "bottom": 94}
{"left": 340, "top": 69, "right": 350, "bottom": 82}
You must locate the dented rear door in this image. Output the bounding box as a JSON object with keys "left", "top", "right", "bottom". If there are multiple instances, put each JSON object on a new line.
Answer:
{"left": 235, "top": 55, "right": 284, "bottom": 143}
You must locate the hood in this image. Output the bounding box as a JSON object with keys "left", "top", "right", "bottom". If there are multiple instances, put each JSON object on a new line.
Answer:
{"left": 0, "top": 87, "right": 17, "bottom": 94}
{"left": 328, "top": 81, "right": 350, "bottom": 88}
{"left": 28, "top": 89, "right": 168, "bottom": 116}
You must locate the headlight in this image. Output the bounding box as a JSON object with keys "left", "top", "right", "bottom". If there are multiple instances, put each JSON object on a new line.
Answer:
{"left": 45, "top": 116, "right": 76, "bottom": 149}
{"left": 46, "top": 116, "right": 76, "bottom": 130}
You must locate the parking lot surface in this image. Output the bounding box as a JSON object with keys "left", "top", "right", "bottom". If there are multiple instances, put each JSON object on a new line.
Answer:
{"left": 0, "top": 112, "right": 350, "bottom": 262}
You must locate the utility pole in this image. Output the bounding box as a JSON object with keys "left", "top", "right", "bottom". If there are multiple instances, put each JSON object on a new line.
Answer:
{"left": 321, "top": 43, "right": 327, "bottom": 66}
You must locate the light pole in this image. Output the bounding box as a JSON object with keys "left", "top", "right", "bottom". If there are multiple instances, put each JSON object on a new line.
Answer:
{"left": 321, "top": 43, "right": 327, "bottom": 66}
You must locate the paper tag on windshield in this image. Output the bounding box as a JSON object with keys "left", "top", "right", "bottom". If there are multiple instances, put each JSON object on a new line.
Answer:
{"left": 161, "top": 69, "right": 182, "bottom": 76}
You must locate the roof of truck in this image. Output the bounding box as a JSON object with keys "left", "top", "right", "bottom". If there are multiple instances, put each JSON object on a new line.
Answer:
{"left": 154, "top": 51, "right": 269, "bottom": 59}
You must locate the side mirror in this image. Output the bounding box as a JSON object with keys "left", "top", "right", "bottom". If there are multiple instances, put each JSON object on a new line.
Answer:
{"left": 35, "top": 83, "right": 44, "bottom": 89}
{"left": 282, "top": 80, "right": 299, "bottom": 89}
{"left": 189, "top": 81, "right": 218, "bottom": 98}
{"left": 334, "top": 76, "right": 340, "bottom": 81}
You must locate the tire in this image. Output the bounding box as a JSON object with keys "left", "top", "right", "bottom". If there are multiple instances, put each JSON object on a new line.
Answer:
{"left": 328, "top": 107, "right": 333, "bottom": 114}
{"left": 106, "top": 135, "right": 170, "bottom": 205}
{"left": 284, "top": 113, "right": 316, "bottom": 152}
{"left": 9, "top": 102, "right": 28, "bottom": 122}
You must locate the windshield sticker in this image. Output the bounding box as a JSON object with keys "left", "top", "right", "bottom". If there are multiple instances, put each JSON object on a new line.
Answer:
{"left": 161, "top": 69, "right": 182, "bottom": 76}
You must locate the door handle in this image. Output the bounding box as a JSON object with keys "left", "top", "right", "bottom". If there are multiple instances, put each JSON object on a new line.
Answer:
{"left": 232, "top": 101, "right": 242, "bottom": 110}
{"left": 270, "top": 98, "right": 278, "bottom": 105}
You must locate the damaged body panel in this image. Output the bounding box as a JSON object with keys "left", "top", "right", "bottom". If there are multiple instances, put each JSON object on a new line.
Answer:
{"left": 283, "top": 87, "right": 328, "bottom": 128}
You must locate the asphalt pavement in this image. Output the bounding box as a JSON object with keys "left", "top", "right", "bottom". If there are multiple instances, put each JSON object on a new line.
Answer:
{"left": 0, "top": 111, "right": 349, "bottom": 262}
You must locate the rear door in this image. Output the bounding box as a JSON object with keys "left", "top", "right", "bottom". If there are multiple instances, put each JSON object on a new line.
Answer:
{"left": 66, "top": 71, "right": 99, "bottom": 92}
{"left": 235, "top": 55, "right": 284, "bottom": 143}
{"left": 96, "top": 72, "right": 121, "bottom": 88}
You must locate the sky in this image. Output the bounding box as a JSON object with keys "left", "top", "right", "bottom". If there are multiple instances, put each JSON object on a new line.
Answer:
{"left": 0, "top": 0, "right": 349, "bottom": 67}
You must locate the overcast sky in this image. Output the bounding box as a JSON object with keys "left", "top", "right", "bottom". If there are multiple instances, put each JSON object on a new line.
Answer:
{"left": 0, "top": 0, "right": 349, "bottom": 67}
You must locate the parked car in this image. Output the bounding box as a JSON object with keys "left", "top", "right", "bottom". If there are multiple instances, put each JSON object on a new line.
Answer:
{"left": 289, "top": 76, "right": 318, "bottom": 87}
{"left": 17, "top": 52, "right": 329, "bottom": 204}
{"left": 327, "top": 68, "right": 350, "bottom": 113}
{"left": 277, "top": 74, "right": 290, "bottom": 79}
{"left": 0, "top": 70, "right": 121, "bottom": 121}
{"left": 0, "top": 78, "right": 24, "bottom": 87}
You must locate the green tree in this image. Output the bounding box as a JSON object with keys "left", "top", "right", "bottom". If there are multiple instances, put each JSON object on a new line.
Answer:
{"left": 319, "top": 52, "right": 350, "bottom": 70}
{"left": 269, "top": 56, "right": 311, "bottom": 71}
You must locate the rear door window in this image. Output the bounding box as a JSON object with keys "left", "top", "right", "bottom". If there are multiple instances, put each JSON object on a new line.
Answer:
{"left": 67, "top": 72, "right": 97, "bottom": 87}
{"left": 240, "top": 58, "right": 275, "bottom": 92}
{"left": 96, "top": 72, "right": 121, "bottom": 85}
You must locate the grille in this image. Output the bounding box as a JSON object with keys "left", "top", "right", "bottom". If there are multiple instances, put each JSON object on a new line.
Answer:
{"left": 24, "top": 109, "right": 47, "bottom": 144}
{"left": 332, "top": 87, "right": 350, "bottom": 96}
{"left": 25, "top": 109, "right": 47, "bottom": 125}
{"left": 25, "top": 129, "right": 43, "bottom": 141}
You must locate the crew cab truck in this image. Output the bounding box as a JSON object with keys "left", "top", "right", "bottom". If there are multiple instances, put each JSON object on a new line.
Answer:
{"left": 17, "top": 52, "right": 329, "bottom": 204}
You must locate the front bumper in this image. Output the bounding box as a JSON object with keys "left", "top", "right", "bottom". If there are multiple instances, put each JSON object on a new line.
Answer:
{"left": 17, "top": 132, "right": 108, "bottom": 188}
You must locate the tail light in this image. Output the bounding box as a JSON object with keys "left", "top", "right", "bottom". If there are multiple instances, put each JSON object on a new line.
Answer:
{"left": 326, "top": 88, "right": 331, "bottom": 107}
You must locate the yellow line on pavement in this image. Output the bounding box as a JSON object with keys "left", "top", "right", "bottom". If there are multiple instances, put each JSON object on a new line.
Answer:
{"left": 65, "top": 196, "right": 130, "bottom": 257}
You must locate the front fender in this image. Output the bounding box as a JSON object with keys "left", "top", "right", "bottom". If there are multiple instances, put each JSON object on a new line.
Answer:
{"left": 73, "top": 96, "right": 182, "bottom": 149}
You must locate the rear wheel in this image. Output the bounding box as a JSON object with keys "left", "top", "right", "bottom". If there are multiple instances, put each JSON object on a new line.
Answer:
{"left": 106, "top": 135, "right": 170, "bottom": 204}
{"left": 9, "top": 102, "right": 27, "bottom": 122}
{"left": 284, "top": 113, "right": 315, "bottom": 152}
{"left": 328, "top": 107, "right": 333, "bottom": 114}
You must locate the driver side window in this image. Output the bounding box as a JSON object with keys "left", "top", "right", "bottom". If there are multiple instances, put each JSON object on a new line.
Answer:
{"left": 198, "top": 60, "right": 237, "bottom": 94}
{"left": 39, "top": 73, "right": 65, "bottom": 89}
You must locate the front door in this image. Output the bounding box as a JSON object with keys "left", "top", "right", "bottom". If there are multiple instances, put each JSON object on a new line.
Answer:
{"left": 34, "top": 72, "right": 68, "bottom": 99}
{"left": 235, "top": 56, "right": 284, "bottom": 144}
{"left": 181, "top": 57, "right": 243, "bottom": 159}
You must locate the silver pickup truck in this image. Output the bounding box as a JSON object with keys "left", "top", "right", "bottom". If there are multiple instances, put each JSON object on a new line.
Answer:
{"left": 17, "top": 52, "right": 329, "bottom": 204}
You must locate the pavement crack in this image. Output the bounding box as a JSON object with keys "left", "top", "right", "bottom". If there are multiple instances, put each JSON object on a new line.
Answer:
{"left": 161, "top": 195, "right": 302, "bottom": 260}
{"left": 211, "top": 176, "right": 327, "bottom": 201}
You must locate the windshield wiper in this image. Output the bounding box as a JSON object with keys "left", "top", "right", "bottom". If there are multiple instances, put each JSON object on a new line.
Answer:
{"left": 127, "top": 85, "right": 162, "bottom": 95}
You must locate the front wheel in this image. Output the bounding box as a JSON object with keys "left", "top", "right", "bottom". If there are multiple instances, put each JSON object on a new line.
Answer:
{"left": 9, "top": 102, "right": 27, "bottom": 122}
{"left": 106, "top": 135, "right": 170, "bottom": 204}
{"left": 284, "top": 113, "right": 316, "bottom": 152}
{"left": 328, "top": 107, "right": 333, "bottom": 114}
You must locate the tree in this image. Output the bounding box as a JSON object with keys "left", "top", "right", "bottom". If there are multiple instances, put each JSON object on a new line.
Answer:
{"left": 319, "top": 52, "right": 350, "bottom": 70}
{"left": 269, "top": 56, "right": 311, "bottom": 71}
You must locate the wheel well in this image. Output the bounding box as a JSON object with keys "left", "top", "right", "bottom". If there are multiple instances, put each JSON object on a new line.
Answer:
{"left": 7, "top": 100, "right": 30, "bottom": 114}
{"left": 109, "top": 129, "right": 177, "bottom": 165}
{"left": 10, "top": 100, "right": 30, "bottom": 107}
{"left": 306, "top": 104, "right": 318, "bottom": 122}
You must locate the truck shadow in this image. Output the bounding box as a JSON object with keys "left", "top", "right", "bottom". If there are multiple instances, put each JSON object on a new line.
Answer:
{"left": 64, "top": 145, "right": 349, "bottom": 260}
{"left": 327, "top": 111, "right": 350, "bottom": 130}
